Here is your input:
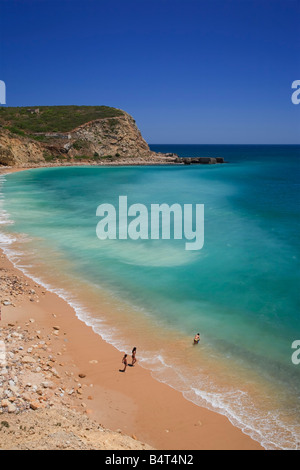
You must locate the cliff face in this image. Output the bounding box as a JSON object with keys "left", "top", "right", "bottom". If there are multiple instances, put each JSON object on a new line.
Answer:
{"left": 67, "top": 112, "right": 151, "bottom": 159}
{"left": 0, "top": 107, "right": 176, "bottom": 166}
{"left": 0, "top": 130, "right": 45, "bottom": 166}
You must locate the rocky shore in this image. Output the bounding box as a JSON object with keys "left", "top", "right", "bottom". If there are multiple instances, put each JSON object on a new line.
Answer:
{"left": 0, "top": 256, "right": 152, "bottom": 450}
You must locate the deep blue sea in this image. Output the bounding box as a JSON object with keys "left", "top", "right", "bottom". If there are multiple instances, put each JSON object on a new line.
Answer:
{"left": 0, "top": 144, "right": 299, "bottom": 449}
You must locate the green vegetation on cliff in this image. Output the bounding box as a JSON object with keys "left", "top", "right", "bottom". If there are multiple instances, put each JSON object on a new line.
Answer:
{"left": 0, "top": 105, "right": 124, "bottom": 135}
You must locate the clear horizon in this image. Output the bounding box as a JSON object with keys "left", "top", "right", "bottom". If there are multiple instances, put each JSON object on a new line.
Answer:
{"left": 0, "top": 0, "right": 299, "bottom": 144}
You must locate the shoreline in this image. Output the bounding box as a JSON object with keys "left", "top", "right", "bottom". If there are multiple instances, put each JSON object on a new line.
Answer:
{"left": 0, "top": 165, "right": 263, "bottom": 450}
{"left": 0, "top": 153, "right": 227, "bottom": 171}
{"left": 0, "top": 247, "right": 262, "bottom": 450}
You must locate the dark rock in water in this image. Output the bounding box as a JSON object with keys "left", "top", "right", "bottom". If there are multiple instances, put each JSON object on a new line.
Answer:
{"left": 197, "top": 157, "right": 217, "bottom": 164}
{"left": 175, "top": 156, "right": 226, "bottom": 165}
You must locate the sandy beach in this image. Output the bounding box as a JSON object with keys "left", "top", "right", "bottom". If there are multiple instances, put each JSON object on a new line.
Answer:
{"left": 0, "top": 167, "right": 263, "bottom": 451}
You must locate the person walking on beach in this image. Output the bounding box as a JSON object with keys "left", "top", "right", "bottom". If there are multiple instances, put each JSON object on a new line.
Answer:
{"left": 121, "top": 354, "right": 128, "bottom": 372}
{"left": 193, "top": 333, "right": 200, "bottom": 345}
{"left": 131, "top": 347, "right": 137, "bottom": 366}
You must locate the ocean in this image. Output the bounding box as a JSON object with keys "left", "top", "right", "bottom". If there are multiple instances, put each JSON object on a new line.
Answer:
{"left": 0, "top": 144, "right": 299, "bottom": 449}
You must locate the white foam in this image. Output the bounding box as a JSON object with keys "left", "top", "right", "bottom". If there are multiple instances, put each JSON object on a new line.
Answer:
{"left": 132, "top": 347, "right": 300, "bottom": 449}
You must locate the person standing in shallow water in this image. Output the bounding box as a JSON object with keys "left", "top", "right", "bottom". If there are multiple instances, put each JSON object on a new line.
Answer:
{"left": 193, "top": 333, "right": 200, "bottom": 345}
{"left": 131, "top": 347, "right": 137, "bottom": 366}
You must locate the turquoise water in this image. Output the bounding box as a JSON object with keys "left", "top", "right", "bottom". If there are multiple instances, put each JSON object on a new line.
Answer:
{"left": 0, "top": 144, "right": 299, "bottom": 449}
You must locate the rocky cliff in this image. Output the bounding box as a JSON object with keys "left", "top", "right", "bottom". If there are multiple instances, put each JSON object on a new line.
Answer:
{"left": 0, "top": 130, "right": 46, "bottom": 166}
{"left": 0, "top": 106, "right": 176, "bottom": 166}
{"left": 67, "top": 112, "right": 152, "bottom": 159}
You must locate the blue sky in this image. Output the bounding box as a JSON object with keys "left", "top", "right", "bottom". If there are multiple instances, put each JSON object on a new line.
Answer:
{"left": 0, "top": 0, "right": 299, "bottom": 143}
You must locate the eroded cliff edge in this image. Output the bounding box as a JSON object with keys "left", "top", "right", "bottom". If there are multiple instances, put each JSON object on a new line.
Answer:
{"left": 0, "top": 106, "right": 176, "bottom": 166}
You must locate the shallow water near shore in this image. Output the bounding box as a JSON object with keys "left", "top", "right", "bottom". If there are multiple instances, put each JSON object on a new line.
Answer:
{"left": 0, "top": 144, "right": 300, "bottom": 449}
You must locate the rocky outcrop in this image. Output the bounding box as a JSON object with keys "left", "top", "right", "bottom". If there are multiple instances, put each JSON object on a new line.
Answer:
{"left": 0, "top": 109, "right": 176, "bottom": 167}
{"left": 68, "top": 112, "right": 151, "bottom": 159}
{"left": 0, "top": 130, "right": 45, "bottom": 166}
{"left": 175, "top": 156, "right": 225, "bottom": 165}
{"left": 0, "top": 107, "right": 227, "bottom": 167}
